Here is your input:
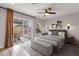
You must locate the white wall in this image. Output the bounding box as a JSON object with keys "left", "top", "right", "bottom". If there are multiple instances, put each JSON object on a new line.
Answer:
{"left": 43, "top": 12, "right": 79, "bottom": 44}
{"left": 0, "top": 8, "right": 6, "bottom": 48}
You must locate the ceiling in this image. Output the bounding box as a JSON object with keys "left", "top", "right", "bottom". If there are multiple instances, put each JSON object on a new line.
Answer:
{"left": 1, "top": 3, "right": 79, "bottom": 20}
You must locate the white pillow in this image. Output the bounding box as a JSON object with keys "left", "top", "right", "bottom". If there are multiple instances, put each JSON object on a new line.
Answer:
{"left": 58, "top": 32, "right": 65, "bottom": 36}
{"left": 48, "top": 31, "right": 52, "bottom": 35}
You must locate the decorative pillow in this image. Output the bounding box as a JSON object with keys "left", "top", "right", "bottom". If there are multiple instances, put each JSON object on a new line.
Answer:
{"left": 51, "top": 31, "right": 58, "bottom": 35}
{"left": 48, "top": 31, "right": 52, "bottom": 35}
{"left": 58, "top": 32, "right": 65, "bottom": 36}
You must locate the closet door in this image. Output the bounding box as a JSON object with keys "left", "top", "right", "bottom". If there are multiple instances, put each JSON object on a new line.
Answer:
{"left": 4, "top": 8, "right": 13, "bottom": 48}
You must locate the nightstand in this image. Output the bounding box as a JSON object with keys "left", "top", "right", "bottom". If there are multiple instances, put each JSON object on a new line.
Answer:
{"left": 66, "top": 36, "right": 73, "bottom": 44}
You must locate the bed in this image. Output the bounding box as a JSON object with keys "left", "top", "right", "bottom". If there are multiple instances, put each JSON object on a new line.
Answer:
{"left": 31, "top": 29, "right": 67, "bottom": 55}
{"left": 34, "top": 35, "right": 65, "bottom": 52}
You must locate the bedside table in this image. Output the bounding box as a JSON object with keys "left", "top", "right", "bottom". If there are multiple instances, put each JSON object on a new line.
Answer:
{"left": 66, "top": 36, "right": 73, "bottom": 44}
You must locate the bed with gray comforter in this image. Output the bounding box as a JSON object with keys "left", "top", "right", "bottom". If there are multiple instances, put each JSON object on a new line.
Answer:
{"left": 34, "top": 35, "right": 65, "bottom": 52}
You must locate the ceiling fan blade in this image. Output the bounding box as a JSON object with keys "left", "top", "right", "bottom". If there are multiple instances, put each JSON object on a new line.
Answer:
{"left": 48, "top": 12, "right": 56, "bottom": 14}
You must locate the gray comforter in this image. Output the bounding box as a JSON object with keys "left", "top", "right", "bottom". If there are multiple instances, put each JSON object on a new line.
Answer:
{"left": 34, "top": 35, "right": 65, "bottom": 49}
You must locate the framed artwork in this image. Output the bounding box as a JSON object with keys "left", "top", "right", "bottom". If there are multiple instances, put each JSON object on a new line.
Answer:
{"left": 57, "top": 21, "right": 62, "bottom": 28}
{"left": 52, "top": 24, "right": 56, "bottom": 28}
{"left": 36, "top": 23, "right": 41, "bottom": 33}
{"left": 52, "top": 21, "right": 63, "bottom": 29}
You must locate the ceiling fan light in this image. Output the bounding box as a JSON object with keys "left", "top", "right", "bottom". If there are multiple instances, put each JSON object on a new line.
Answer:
{"left": 44, "top": 13, "right": 49, "bottom": 16}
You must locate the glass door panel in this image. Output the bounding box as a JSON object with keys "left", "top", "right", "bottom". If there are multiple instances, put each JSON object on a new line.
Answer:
{"left": 13, "top": 19, "right": 32, "bottom": 45}
{"left": 13, "top": 19, "right": 24, "bottom": 44}
{"left": 23, "top": 20, "right": 32, "bottom": 41}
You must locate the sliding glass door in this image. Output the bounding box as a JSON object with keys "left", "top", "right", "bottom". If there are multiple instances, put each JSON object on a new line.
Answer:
{"left": 13, "top": 19, "right": 32, "bottom": 45}
{"left": 23, "top": 20, "right": 32, "bottom": 40}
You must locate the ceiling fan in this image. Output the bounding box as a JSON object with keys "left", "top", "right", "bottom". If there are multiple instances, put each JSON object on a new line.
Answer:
{"left": 38, "top": 8, "right": 56, "bottom": 16}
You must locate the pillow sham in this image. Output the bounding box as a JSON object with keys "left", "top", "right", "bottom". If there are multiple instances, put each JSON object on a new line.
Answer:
{"left": 58, "top": 32, "right": 65, "bottom": 36}
{"left": 48, "top": 31, "right": 52, "bottom": 35}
